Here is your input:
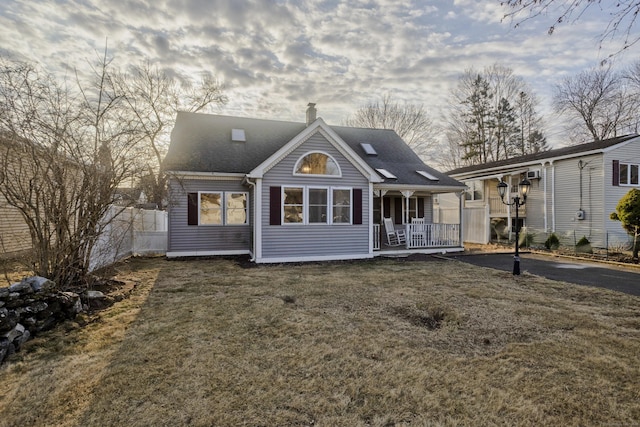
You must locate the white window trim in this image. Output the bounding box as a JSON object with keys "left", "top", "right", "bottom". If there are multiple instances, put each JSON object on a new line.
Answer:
{"left": 281, "top": 186, "right": 352, "bottom": 225}
{"left": 619, "top": 162, "right": 640, "bottom": 186}
{"left": 293, "top": 151, "right": 342, "bottom": 178}
{"left": 198, "top": 191, "right": 248, "bottom": 226}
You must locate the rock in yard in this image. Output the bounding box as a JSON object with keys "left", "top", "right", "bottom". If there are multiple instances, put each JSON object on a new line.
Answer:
{"left": 9, "top": 281, "right": 33, "bottom": 295}
{"left": 25, "top": 276, "right": 57, "bottom": 293}
{"left": 2, "top": 323, "right": 25, "bottom": 343}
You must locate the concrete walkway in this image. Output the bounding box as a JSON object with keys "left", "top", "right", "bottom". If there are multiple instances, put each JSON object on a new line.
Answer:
{"left": 444, "top": 252, "right": 640, "bottom": 297}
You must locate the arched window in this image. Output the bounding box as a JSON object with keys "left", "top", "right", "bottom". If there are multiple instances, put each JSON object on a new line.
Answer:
{"left": 294, "top": 152, "right": 341, "bottom": 176}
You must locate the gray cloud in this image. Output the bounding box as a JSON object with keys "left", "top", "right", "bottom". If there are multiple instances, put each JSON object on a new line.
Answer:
{"left": 1, "top": 0, "right": 639, "bottom": 147}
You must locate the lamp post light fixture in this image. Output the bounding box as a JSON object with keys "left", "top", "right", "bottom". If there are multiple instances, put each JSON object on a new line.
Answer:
{"left": 497, "top": 177, "right": 531, "bottom": 275}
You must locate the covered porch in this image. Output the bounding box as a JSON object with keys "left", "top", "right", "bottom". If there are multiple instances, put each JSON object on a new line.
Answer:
{"left": 371, "top": 188, "right": 463, "bottom": 253}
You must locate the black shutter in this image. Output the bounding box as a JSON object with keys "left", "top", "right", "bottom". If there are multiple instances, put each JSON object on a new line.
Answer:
{"left": 187, "top": 193, "right": 198, "bottom": 225}
{"left": 418, "top": 197, "right": 425, "bottom": 218}
{"left": 613, "top": 160, "right": 620, "bottom": 186}
{"left": 269, "top": 186, "right": 281, "bottom": 225}
{"left": 353, "top": 188, "right": 363, "bottom": 225}
{"left": 394, "top": 197, "right": 402, "bottom": 224}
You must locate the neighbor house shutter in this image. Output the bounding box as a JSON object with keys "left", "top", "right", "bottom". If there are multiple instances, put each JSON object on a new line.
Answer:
{"left": 353, "top": 188, "right": 363, "bottom": 225}
{"left": 269, "top": 186, "right": 281, "bottom": 225}
{"left": 613, "top": 160, "right": 620, "bottom": 186}
{"left": 394, "top": 197, "right": 402, "bottom": 224}
{"left": 187, "top": 193, "right": 198, "bottom": 225}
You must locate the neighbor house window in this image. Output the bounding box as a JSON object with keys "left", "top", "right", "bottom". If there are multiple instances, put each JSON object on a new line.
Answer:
{"left": 332, "top": 188, "right": 352, "bottom": 224}
{"left": 620, "top": 163, "right": 639, "bottom": 186}
{"left": 194, "top": 192, "right": 248, "bottom": 225}
{"left": 294, "top": 152, "right": 341, "bottom": 176}
{"left": 464, "top": 180, "right": 483, "bottom": 201}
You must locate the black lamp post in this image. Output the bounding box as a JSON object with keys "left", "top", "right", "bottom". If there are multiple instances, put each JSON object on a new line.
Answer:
{"left": 497, "top": 177, "right": 531, "bottom": 275}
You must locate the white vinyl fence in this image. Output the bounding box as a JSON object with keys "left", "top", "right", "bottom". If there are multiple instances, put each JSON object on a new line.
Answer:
{"left": 90, "top": 206, "right": 167, "bottom": 271}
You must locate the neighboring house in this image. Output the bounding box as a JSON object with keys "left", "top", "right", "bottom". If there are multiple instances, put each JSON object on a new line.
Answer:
{"left": 446, "top": 134, "right": 640, "bottom": 248}
{"left": 0, "top": 137, "right": 32, "bottom": 257}
{"left": 162, "top": 105, "right": 466, "bottom": 263}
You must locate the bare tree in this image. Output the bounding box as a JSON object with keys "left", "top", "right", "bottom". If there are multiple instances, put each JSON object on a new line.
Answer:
{"left": 501, "top": 0, "right": 640, "bottom": 56}
{"left": 113, "top": 62, "right": 227, "bottom": 208}
{"left": 554, "top": 64, "right": 639, "bottom": 142}
{"left": 0, "top": 53, "right": 138, "bottom": 286}
{"left": 344, "top": 94, "right": 434, "bottom": 158}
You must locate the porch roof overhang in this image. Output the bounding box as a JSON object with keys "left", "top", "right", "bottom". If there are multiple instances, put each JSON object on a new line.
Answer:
{"left": 373, "top": 183, "right": 465, "bottom": 194}
{"left": 451, "top": 168, "right": 529, "bottom": 182}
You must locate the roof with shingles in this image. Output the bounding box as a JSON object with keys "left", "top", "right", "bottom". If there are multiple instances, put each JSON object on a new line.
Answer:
{"left": 163, "top": 111, "right": 463, "bottom": 188}
{"left": 446, "top": 134, "right": 639, "bottom": 176}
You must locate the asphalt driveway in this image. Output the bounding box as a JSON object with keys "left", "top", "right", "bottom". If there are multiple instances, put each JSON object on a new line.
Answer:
{"left": 445, "top": 252, "right": 640, "bottom": 297}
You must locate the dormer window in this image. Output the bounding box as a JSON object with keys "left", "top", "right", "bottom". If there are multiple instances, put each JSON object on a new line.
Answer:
{"left": 294, "top": 152, "right": 341, "bottom": 176}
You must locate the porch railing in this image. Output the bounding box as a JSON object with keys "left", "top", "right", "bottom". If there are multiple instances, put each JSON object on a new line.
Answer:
{"left": 406, "top": 223, "right": 460, "bottom": 249}
{"left": 373, "top": 224, "right": 380, "bottom": 251}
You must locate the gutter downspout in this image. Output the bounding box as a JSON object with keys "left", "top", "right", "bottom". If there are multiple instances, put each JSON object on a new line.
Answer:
{"left": 543, "top": 162, "right": 548, "bottom": 232}
{"left": 551, "top": 161, "right": 556, "bottom": 232}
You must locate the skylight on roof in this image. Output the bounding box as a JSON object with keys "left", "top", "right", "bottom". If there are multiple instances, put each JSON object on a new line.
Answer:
{"left": 376, "top": 168, "right": 397, "bottom": 179}
{"left": 417, "top": 170, "right": 439, "bottom": 181}
{"left": 231, "top": 129, "right": 246, "bottom": 142}
{"left": 360, "top": 143, "right": 377, "bottom": 155}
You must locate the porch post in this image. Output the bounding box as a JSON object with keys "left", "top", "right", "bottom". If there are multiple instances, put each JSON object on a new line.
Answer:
{"left": 458, "top": 191, "right": 465, "bottom": 247}
{"left": 401, "top": 190, "right": 415, "bottom": 248}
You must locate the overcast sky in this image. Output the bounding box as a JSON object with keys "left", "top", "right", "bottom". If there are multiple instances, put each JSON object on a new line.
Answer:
{"left": 2, "top": 0, "right": 639, "bottom": 150}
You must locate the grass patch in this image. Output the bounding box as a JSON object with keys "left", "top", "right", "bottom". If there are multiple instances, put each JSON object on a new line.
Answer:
{"left": 0, "top": 256, "right": 639, "bottom": 426}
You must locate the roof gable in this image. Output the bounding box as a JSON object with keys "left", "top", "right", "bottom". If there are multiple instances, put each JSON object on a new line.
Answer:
{"left": 248, "top": 118, "right": 382, "bottom": 182}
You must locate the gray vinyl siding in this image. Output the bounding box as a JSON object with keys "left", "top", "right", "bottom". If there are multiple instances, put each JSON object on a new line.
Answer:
{"left": 167, "top": 177, "right": 251, "bottom": 253}
{"left": 604, "top": 143, "right": 640, "bottom": 246}
{"left": 260, "top": 131, "right": 370, "bottom": 259}
{"left": 551, "top": 153, "right": 606, "bottom": 247}
{"left": 523, "top": 171, "right": 545, "bottom": 232}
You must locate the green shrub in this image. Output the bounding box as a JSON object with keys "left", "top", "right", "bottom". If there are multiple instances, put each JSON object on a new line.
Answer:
{"left": 576, "top": 236, "right": 593, "bottom": 254}
{"left": 544, "top": 233, "right": 560, "bottom": 250}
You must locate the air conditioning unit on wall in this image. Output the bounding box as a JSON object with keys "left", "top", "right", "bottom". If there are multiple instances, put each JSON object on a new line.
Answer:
{"left": 526, "top": 170, "right": 540, "bottom": 180}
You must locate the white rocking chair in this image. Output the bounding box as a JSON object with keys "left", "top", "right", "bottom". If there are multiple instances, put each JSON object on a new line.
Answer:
{"left": 383, "top": 217, "right": 406, "bottom": 247}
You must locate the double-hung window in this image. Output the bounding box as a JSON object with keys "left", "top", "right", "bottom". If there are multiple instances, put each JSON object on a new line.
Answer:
{"left": 620, "top": 163, "right": 640, "bottom": 186}
{"left": 332, "top": 188, "right": 352, "bottom": 224}
{"left": 464, "top": 180, "right": 483, "bottom": 201}
{"left": 283, "top": 187, "right": 304, "bottom": 223}
{"left": 196, "top": 192, "right": 248, "bottom": 225}
{"left": 309, "top": 188, "right": 328, "bottom": 223}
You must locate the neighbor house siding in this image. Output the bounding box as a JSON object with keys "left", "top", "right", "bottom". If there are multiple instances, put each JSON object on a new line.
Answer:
{"left": 167, "top": 177, "right": 251, "bottom": 254}
{"left": 260, "top": 131, "right": 370, "bottom": 260}
{"left": 552, "top": 153, "right": 606, "bottom": 247}
{"left": 604, "top": 142, "right": 640, "bottom": 246}
{"left": 523, "top": 170, "right": 545, "bottom": 233}
{"left": 0, "top": 194, "right": 31, "bottom": 256}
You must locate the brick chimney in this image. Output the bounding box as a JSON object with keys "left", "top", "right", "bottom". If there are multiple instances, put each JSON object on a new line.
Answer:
{"left": 306, "top": 103, "right": 317, "bottom": 126}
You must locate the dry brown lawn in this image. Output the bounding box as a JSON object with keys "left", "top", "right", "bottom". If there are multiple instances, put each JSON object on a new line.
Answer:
{"left": 0, "top": 256, "right": 639, "bottom": 426}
